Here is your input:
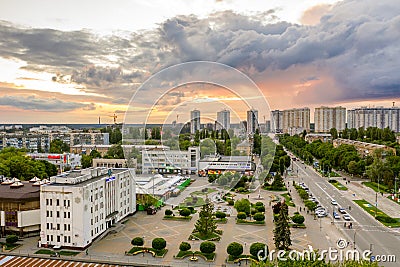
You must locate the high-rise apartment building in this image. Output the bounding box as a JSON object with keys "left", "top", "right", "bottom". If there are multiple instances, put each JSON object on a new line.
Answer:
{"left": 190, "top": 110, "right": 201, "bottom": 134}
{"left": 272, "top": 108, "right": 310, "bottom": 134}
{"left": 247, "top": 109, "right": 259, "bottom": 134}
{"left": 347, "top": 107, "right": 400, "bottom": 132}
{"left": 314, "top": 106, "right": 346, "bottom": 133}
{"left": 216, "top": 109, "right": 231, "bottom": 130}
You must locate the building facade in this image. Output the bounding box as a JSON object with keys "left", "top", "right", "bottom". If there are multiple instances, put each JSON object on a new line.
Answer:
{"left": 314, "top": 106, "right": 346, "bottom": 133}
{"left": 347, "top": 107, "right": 400, "bottom": 132}
{"left": 40, "top": 168, "right": 136, "bottom": 248}
{"left": 271, "top": 110, "right": 283, "bottom": 133}
{"left": 27, "top": 153, "right": 82, "bottom": 171}
{"left": 142, "top": 147, "right": 200, "bottom": 174}
{"left": 272, "top": 108, "right": 310, "bottom": 134}
{"left": 190, "top": 110, "right": 201, "bottom": 134}
{"left": 247, "top": 109, "right": 259, "bottom": 134}
{"left": 216, "top": 109, "right": 231, "bottom": 130}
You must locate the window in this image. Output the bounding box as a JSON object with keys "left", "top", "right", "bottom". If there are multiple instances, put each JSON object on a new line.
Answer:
{"left": 57, "top": 224, "right": 60, "bottom": 230}
{"left": 46, "top": 211, "right": 49, "bottom": 217}
{"left": 68, "top": 212, "right": 70, "bottom": 218}
{"left": 51, "top": 235, "right": 53, "bottom": 241}
{"left": 68, "top": 200, "right": 70, "bottom": 207}
{"left": 68, "top": 236, "right": 71, "bottom": 243}
{"left": 64, "top": 236, "right": 67, "bottom": 243}
{"left": 68, "top": 224, "right": 70, "bottom": 231}
{"left": 64, "top": 212, "right": 66, "bottom": 218}
{"left": 56, "top": 199, "right": 59, "bottom": 206}
{"left": 64, "top": 200, "right": 66, "bottom": 206}
{"left": 56, "top": 211, "right": 60, "bottom": 218}
{"left": 50, "top": 199, "right": 52, "bottom": 205}
{"left": 47, "top": 235, "right": 49, "bottom": 242}
{"left": 46, "top": 223, "right": 50, "bottom": 229}
{"left": 46, "top": 199, "right": 49, "bottom": 205}
{"left": 57, "top": 236, "right": 60, "bottom": 242}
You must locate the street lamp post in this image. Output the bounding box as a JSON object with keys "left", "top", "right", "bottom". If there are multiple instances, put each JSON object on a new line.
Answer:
{"left": 394, "top": 176, "right": 398, "bottom": 200}
{"left": 375, "top": 172, "right": 381, "bottom": 218}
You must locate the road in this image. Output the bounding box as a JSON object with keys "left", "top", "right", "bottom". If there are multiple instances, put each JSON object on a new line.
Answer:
{"left": 290, "top": 158, "right": 400, "bottom": 267}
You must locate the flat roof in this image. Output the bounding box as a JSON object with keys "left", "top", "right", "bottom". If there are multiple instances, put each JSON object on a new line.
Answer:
{"left": 0, "top": 182, "right": 40, "bottom": 201}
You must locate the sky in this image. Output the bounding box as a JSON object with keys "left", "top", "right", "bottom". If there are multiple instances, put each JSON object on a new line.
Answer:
{"left": 0, "top": 0, "right": 399, "bottom": 124}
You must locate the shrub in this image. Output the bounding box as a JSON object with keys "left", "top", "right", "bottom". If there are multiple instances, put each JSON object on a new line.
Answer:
{"left": 6, "top": 235, "right": 18, "bottom": 245}
{"left": 376, "top": 215, "right": 398, "bottom": 223}
{"left": 179, "top": 208, "right": 191, "bottom": 217}
{"left": 200, "top": 241, "right": 216, "bottom": 254}
{"left": 179, "top": 242, "right": 191, "bottom": 251}
{"left": 237, "top": 212, "right": 246, "bottom": 220}
{"left": 165, "top": 209, "right": 173, "bottom": 216}
{"left": 215, "top": 211, "right": 226, "bottom": 219}
{"left": 256, "top": 205, "right": 265, "bottom": 212}
{"left": 228, "top": 200, "right": 234, "bottom": 206}
{"left": 251, "top": 209, "right": 257, "bottom": 215}
{"left": 131, "top": 237, "right": 144, "bottom": 246}
{"left": 292, "top": 214, "right": 305, "bottom": 224}
{"left": 188, "top": 207, "right": 195, "bottom": 213}
{"left": 250, "top": 242, "right": 267, "bottom": 258}
{"left": 152, "top": 238, "right": 166, "bottom": 250}
{"left": 253, "top": 213, "right": 265, "bottom": 222}
{"left": 255, "top": 202, "right": 264, "bottom": 207}
{"left": 227, "top": 242, "right": 243, "bottom": 257}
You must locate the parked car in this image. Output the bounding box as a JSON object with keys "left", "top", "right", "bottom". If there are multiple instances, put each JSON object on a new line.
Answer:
{"left": 343, "top": 214, "right": 351, "bottom": 221}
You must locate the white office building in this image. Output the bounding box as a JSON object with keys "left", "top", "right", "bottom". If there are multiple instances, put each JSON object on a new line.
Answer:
{"left": 347, "top": 107, "right": 400, "bottom": 132}
{"left": 40, "top": 168, "right": 136, "bottom": 248}
{"left": 142, "top": 147, "right": 200, "bottom": 175}
{"left": 314, "top": 106, "right": 346, "bottom": 133}
{"left": 216, "top": 109, "right": 231, "bottom": 130}
{"left": 247, "top": 109, "right": 259, "bottom": 134}
{"left": 190, "top": 110, "right": 201, "bottom": 134}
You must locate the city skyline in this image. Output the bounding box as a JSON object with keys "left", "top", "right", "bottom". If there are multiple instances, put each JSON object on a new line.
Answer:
{"left": 0, "top": 0, "right": 399, "bottom": 124}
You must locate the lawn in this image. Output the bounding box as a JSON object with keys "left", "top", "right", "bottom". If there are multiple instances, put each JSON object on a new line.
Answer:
{"left": 330, "top": 180, "right": 348, "bottom": 191}
{"left": 192, "top": 188, "right": 217, "bottom": 195}
{"left": 190, "top": 231, "right": 221, "bottom": 241}
{"left": 34, "top": 249, "right": 79, "bottom": 256}
{"left": 353, "top": 199, "right": 400, "bottom": 227}
{"left": 179, "top": 196, "right": 205, "bottom": 207}
{"left": 236, "top": 219, "right": 265, "bottom": 225}
{"left": 362, "top": 182, "right": 391, "bottom": 194}
{"left": 175, "top": 250, "right": 215, "bottom": 261}
{"left": 281, "top": 193, "right": 295, "bottom": 207}
{"left": 128, "top": 246, "right": 167, "bottom": 257}
{"left": 387, "top": 195, "right": 400, "bottom": 205}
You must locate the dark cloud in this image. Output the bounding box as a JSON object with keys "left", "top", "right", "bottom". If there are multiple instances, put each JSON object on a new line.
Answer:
{"left": 0, "top": 95, "right": 90, "bottom": 111}
{"left": 1, "top": 0, "right": 399, "bottom": 105}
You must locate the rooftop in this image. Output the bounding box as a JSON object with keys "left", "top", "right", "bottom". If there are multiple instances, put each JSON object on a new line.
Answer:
{"left": 0, "top": 181, "right": 40, "bottom": 201}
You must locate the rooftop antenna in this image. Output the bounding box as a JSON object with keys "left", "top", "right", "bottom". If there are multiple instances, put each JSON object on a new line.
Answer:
{"left": 98, "top": 116, "right": 101, "bottom": 125}
{"left": 393, "top": 101, "right": 395, "bottom": 107}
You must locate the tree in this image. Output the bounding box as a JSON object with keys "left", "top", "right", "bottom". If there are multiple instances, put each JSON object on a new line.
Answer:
{"left": 227, "top": 242, "right": 243, "bottom": 257}
{"left": 234, "top": 198, "right": 251, "bottom": 214}
{"left": 194, "top": 199, "right": 217, "bottom": 238}
{"left": 6, "top": 235, "right": 18, "bottom": 245}
{"left": 292, "top": 214, "right": 305, "bottom": 224}
{"left": 304, "top": 200, "right": 317, "bottom": 212}
{"left": 81, "top": 155, "right": 93, "bottom": 168}
{"left": 179, "top": 242, "right": 191, "bottom": 252}
{"left": 250, "top": 242, "right": 268, "bottom": 258}
{"left": 270, "top": 173, "right": 285, "bottom": 190}
{"left": 105, "top": 144, "right": 124, "bottom": 159}
{"left": 330, "top": 128, "right": 338, "bottom": 140}
{"left": 165, "top": 209, "right": 173, "bottom": 216}
{"left": 237, "top": 212, "right": 246, "bottom": 220}
{"left": 215, "top": 211, "right": 226, "bottom": 219}
{"left": 200, "top": 241, "right": 216, "bottom": 254}
{"left": 89, "top": 150, "right": 102, "bottom": 158}
{"left": 179, "top": 208, "right": 191, "bottom": 217}
{"left": 131, "top": 237, "right": 144, "bottom": 246}
{"left": 152, "top": 238, "right": 166, "bottom": 250}
{"left": 253, "top": 212, "right": 265, "bottom": 222}
{"left": 273, "top": 202, "right": 291, "bottom": 250}
{"left": 49, "top": 139, "right": 69, "bottom": 153}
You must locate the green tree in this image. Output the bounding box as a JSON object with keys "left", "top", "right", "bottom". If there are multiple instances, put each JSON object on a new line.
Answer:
{"left": 215, "top": 211, "right": 226, "bottom": 219}
{"left": 194, "top": 199, "right": 217, "bottom": 238}
{"left": 292, "top": 214, "right": 305, "bottom": 224}
{"left": 105, "top": 144, "right": 124, "bottom": 159}
{"left": 227, "top": 242, "right": 243, "bottom": 258}
{"left": 250, "top": 242, "right": 267, "bottom": 259}
{"left": 253, "top": 212, "right": 265, "bottom": 221}
{"left": 273, "top": 202, "right": 291, "bottom": 250}
{"left": 131, "top": 237, "right": 144, "bottom": 246}
{"left": 330, "top": 128, "right": 338, "bottom": 139}
{"left": 179, "top": 208, "right": 191, "bottom": 217}
{"left": 152, "top": 238, "right": 166, "bottom": 250}
{"left": 179, "top": 242, "right": 191, "bottom": 252}
{"left": 237, "top": 212, "right": 246, "bottom": 219}
{"left": 234, "top": 198, "right": 251, "bottom": 214}
{"left": 81, "top": 154, "right": 93, "bottom": 168}
{"left": 49, "top": 139, "right": 69, "bottom": 153}
{"left": 6, "top": 235, "right": 18, "bottom": 245}
{"left": 165, "top": 209, "right": 173, "bottom": 216}
{"left": 200, "top": 241, "right": 216, "bottom": 254}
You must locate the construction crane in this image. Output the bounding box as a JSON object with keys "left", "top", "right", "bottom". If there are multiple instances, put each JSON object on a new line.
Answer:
{"left": 109, "top": 114, "right": 118, "bottom": 124}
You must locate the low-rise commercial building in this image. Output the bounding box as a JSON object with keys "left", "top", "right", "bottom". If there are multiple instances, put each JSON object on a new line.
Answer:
{"left": 305, "top": 133, "right": 332, "bottom": 143}
{"left": 198, "top": 155, "right": 255, "bottom": 176}
{"left": 40, "top": 167, "right": 136, "bottom": 249}
{"left": 333, "top": 138, "right": 396, "bottom": 157}
{"left": 27, "top": 153, "right": 82, "bottom": 171}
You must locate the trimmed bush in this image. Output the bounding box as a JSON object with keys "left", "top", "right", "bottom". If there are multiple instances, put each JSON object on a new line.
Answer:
{"left": 179, "top": 208, "right": 191, "bottom": 217}
{"left": 152, "top": 238, "right": 166, "bottom": 250}
{"left": 237, "top": 212, "right": 246, "bottom": 220}
{"left": 165, "top": 209, "right": 173, "bottom": 216}
{"left": 253, "top": 212, "right": 265, "bottom": 222}
{"left": 251, "top": 209, "right": 257, "bottom": 215}
{"left": 255, "top": 202, "right": 264, "bottom": 207}
{"left": 215, "top": 211, "right": 226, "bottom": 219}
{"left": 376, "top": 215, "right": 398, "bottom": 223}
{"left": 256, "top": 205, "right": 265, "bottom": 212}
{"left": 6, "top": 235, "right": 18, "bottom": 245}
{"left": 250, "top": 242, "right": 267, "bottom": 258}
{"left": 227, "top": 242, "right": 243, "bottom": 257}
{"left": 228, "top": 200, "right": 234, "bottom": 206}
{"left": 200, "top": 241, "right": 216, "bottom": 254}
{"left": 179, "top": 242, "right": 191, "bottom": 252}
{"left": 292, "top": 214, "right": 305, "bottom": 224}
{"left": 131, "top": 237, "right": 144, "bottom": 246}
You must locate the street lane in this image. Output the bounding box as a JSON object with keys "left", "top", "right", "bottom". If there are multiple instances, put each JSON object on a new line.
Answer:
{"left": 291, "top": 159, "right": 400, "bottom": 267}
